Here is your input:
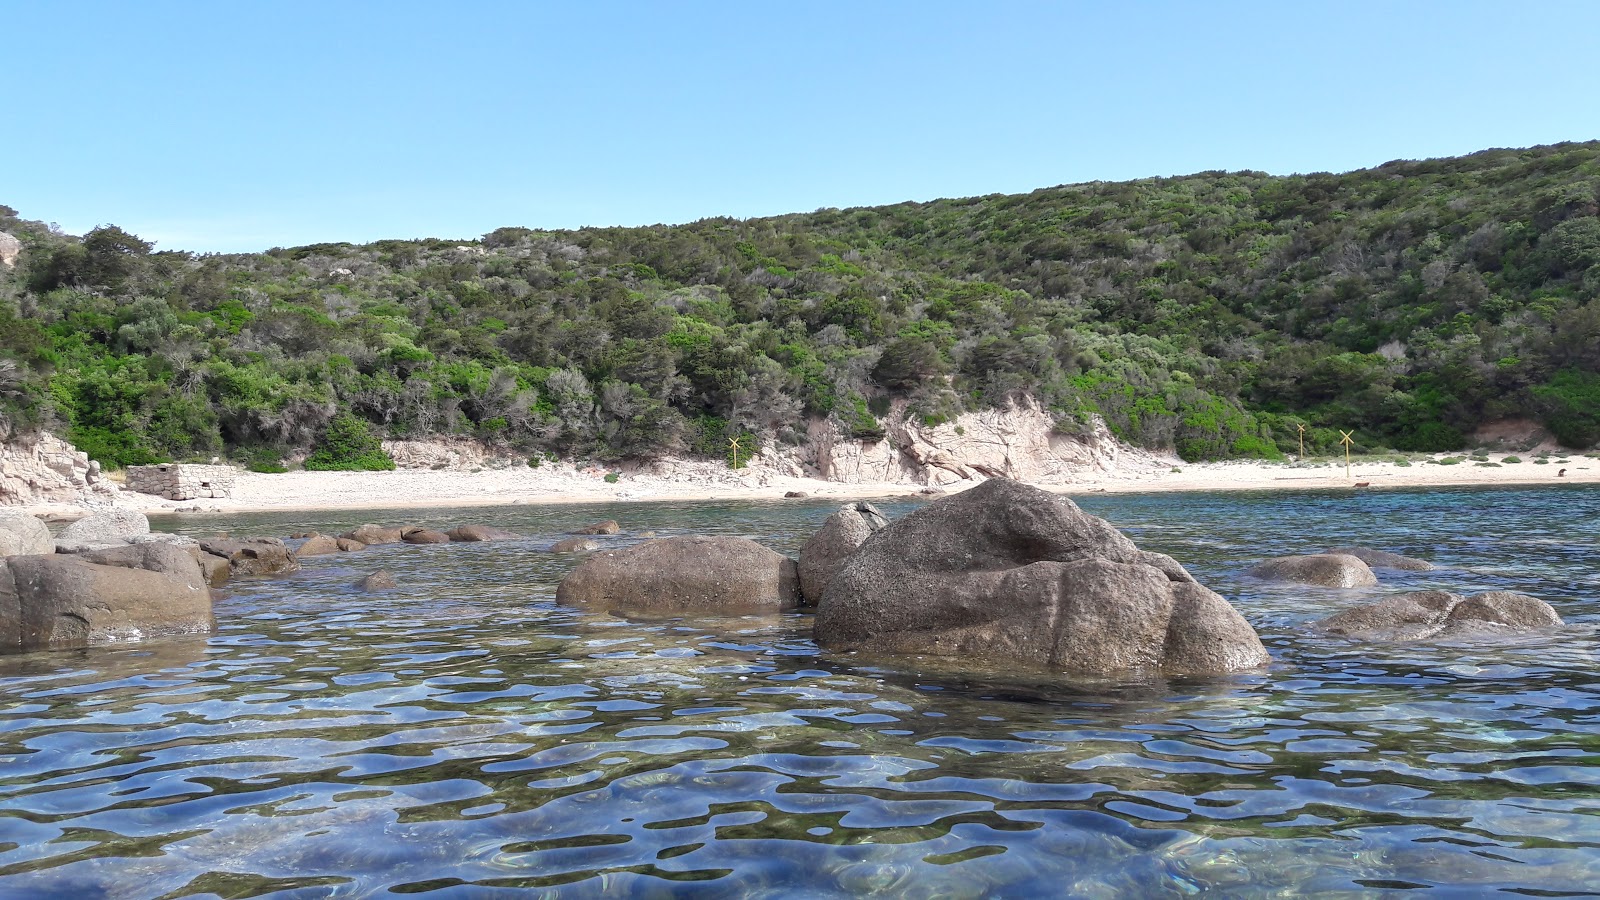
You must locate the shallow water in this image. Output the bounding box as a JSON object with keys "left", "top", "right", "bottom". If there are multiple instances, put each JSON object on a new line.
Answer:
{"left": 2, "top": 486, "right": 1598, "bottom": 897}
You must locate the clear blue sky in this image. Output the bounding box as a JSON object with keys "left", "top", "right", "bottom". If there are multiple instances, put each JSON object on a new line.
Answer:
{"left": 6, "top": 1, "right": 1599, "bottom": 253}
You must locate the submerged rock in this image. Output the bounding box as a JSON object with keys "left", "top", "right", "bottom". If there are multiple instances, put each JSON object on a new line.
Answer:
{"left": 570, "top": 520, "right": 621, "bottom": 536}
{"left": 1248, "top": 553, "right": 1378, "bottom": 588}
{"left": 814, "top": 478, "right": 1268, "bottom": 675}
{"left": 357, "top": 570, "right": 398, "bottom": 591}
{"left": 447, "top": 525, "right": 522, "bottom": 542}
{"left": 336, "top": 538, "right": 366, "bottom": 552}
{"left": 0, "top": 509, "right": 52, "bottom": 557}
{"left": 1324, "top": 546, "right": 1435, "bottom": 571}
{"left": 549, "top": 537, "right": 600, "bottom": 553}
{"left": 1315, "top": 590, "right": 1562, "bottom": 641}
{"left": 557, "top": 536, "right": 801, "bottom": 614}
{"left": 0, "top": 543, "right": 213, "bottom": 652}
{"left": 296, "top": 534, "right": 341, "bottom": 556}
{"left": 342, "top": 524, "right": 406, "bottom": 545}
{"left": 797, "top": 502, "right": 888, "bottom": 606}
{"left": 402, "top": 528, "right": 451, "bottom": 545}
{"left": 200, "top": 538, "right": 300, "bottom": 577}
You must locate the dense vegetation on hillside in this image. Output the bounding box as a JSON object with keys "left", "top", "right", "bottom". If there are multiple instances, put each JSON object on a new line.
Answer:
{"left": 2, "top": 142, "right": 1598, "bottom": 469}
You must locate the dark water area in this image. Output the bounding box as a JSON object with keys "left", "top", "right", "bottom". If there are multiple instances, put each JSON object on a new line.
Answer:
{"left": 2, "top": 486, "right": 1598, "bottom": 897}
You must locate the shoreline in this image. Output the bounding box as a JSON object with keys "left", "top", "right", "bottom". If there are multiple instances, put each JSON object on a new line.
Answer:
{"left": 22, "top": 453, "right": 1594, "bottom": 519}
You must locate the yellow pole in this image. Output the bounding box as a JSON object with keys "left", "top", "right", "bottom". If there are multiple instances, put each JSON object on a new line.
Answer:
{"left": 1297, "top": 423, "right": 1305, "bottom": 458}
{"left": 1340, "top": 430, "right": 1354, "bottom": 481}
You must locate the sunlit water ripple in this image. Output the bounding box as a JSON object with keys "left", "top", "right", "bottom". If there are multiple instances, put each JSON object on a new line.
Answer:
{"left": 2, "top": 485, "right": 1598, "bottom": 897}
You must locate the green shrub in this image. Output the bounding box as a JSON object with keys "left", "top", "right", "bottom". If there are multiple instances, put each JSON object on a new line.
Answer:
{"left": 303, "top": 414, "right": 395, "bottom": 471}
{"left": 1475, "top": 461, "right": 1501, "bottom": 467}
{"left": 604, "top": 472, "right": 620, "bottom": 483}
{"left": 1502, "top": 456, "right": 1522, "bottom": 463}
{"left": 1436, "top": 457, "right": 1463, "bottom": 465}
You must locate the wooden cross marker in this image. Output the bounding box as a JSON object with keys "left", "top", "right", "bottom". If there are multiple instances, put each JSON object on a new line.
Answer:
{"left": 1296, "top": 423, "right": 1306, "bottom": 458}
{"left": 1339, "top": 430, "right": 1355, "bottom": 481}
{"left": 728, "top": 435, "right": 743, "bottom": 469}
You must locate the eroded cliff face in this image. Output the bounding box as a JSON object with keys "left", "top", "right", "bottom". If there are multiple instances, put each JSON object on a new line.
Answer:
{"left": 0, "top": 433, "right": 119, "bottom": 507}
{"left": 782, "top": 399, "right": 1169, "bottom": 486}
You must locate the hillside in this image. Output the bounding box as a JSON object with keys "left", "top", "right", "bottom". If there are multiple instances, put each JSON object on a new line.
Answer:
{"left": 2, "top": 141, "right": 1598, "bottom": 470}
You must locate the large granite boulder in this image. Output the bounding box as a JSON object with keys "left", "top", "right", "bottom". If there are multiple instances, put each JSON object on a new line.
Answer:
{"left": 447, "top": 525, "right": 521, "bottom": 542}
{"left": 0, "top": 510, "right": 52, "bottom": 557}
{"left": 200, "top": 538, "right": 300, "bottom": 577}
{"left": 1247, "top": 553, "right": 1377, "bottom": 588}
{"left": 570, "top": 520, "right": 620, "bottom": 536}
{"left": 1315, "top": 590, "right": 1562, "bottom": 641}
{"left": 797, "top": 502, "right": 888, "bottom": 606}
{"left": 815, "top": 478, "right": 1269, "bottom": 675}
{"left": 1, "top": 543, "right": 213, "bottom": 651}
{"left": 57, "top": 508, "right": 150, "bottom": 549}
{"left": 1325, "top": 547, "right": 1435, "bottom": 572}
{"left": 556, "top": 536, "right": 801, "bottom": 614}
{"left": 296, "top": 534, "right": 341, "bottom": 556}
{"left": 342, "top": 524, "right": 406, "bottom": 545}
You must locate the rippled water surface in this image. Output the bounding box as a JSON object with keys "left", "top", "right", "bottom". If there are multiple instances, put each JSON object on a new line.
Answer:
{"left": 3, "top": 486, "right": 1599, "bottom": 897}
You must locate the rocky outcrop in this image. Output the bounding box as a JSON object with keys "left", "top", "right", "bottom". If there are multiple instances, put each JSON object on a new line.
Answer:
{"left": 799, "top": 400, "right": 1165, "bottom": 487}
{"left": 336, "top": 538, "right": 365, "bottom": 552}
{"left": 556, "top": 536, "right": 801, "bottom": 614}
{"left": 0, "top": 232, "right": 19, "bottom": 270}
{"left": 797, "top": 502, "right": 888, "bottom": 605}
{"left": 549, "top": 537, "right": 599, "bottom": 553}
{"left": 570, "top": 520, "right": 620, "bottom": 536}
{"left": 342, "top": 524, "right": 406, "bottom": 545}
{"left": 447, "top": 525, "right": 521, "bottom": 542}
{"left": 1315, "top": 590, "right": 1563, "bottom": 641}
{"left": 402, "top": 528, "right": 450, "bottom": 544}
{"left": 199, "top": 538, "right": 299, "bottom": 577}
{"left": 815, "top": 478, "right": 1269, "bottom": 675}
{"left": 0, "top": 433, "right": 118, "bottom": 507}
{"left": 1325, "top": 547, "right": 1435, "bottom": 571}
{"left": 1247, "top": 553, "right": 1378, "bottom": 588}
{"left": 0, "top": 509, "right": 52, "bottom": 557}
{"left": 1, "top": 542, "right": 213, "bottom": 652}
{"left": 57, "top": 508, "right": 150, "bottom": 550}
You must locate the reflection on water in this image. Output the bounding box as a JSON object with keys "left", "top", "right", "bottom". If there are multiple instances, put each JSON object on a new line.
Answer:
{"left": 2, "top": 486, "right": 1599, "bottom": 896}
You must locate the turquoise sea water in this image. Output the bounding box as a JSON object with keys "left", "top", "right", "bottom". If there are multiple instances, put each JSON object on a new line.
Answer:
{"left": 2, "top": 485, "right": 1598, "bottom": 897}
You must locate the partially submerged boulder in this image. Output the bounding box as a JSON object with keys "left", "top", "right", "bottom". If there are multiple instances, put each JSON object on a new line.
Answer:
{"left": 1, "top": 543, "right": 213, "bottom": 651}
{"left": 1325, "top": 547, "right": 1435, "bottom": 572}
{"left": 402, "top": 528, "right": 451, "bottom": 545}
{"left": 0, "top": 509, "right": 52, "bottom": 557}
{"left": 557, "top": 535, "right": 801, "bottom": 614}
{"left": 357, "top": 570, "right": 397, "bottom": 591}
{"left": 549, "top": 537, "right": 600, "bottom": 553}
{"left": 570, "top": 520, "right": 620, "bottom": 536}
{"left": 296, "top": 534, "right": 341, "bottom": 556}
{"left": 1315, "top": 590, "right": 1562, "bottom": 641}
{"left": 336, "top": 538, "right": 366, "bottom": 552}
{"left": 447, "top": 525, "right": 521, "bottom": 542}
{"left": 57, "top": 508, "right": 150, "bottom": 550}
{"left": 797, "top": 502, "right": 888, "bottom": 606}
{"left": 815, "top": 478, "right": 1268, "bottom": 675}
{"left": 342, "top": 524, "right": 406, "bottom": 545}
{"left": 200, "top": 537, "right": 300, "bottom": 577}
{"left": 1247, "top": 553, "right": 1377, "bottom": 588}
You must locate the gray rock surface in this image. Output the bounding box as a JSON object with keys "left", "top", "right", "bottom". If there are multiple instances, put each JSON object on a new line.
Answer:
{"left": 797, "top": 502, "right": 887, "bottom": 606}
{"left": 0, "top": 509, "right": 52, "bottom": 557}
{"left": 815, "top": 478, "right": 1268, "bottom": 675}
{"left": 58, "top": 509, "right": 150, "bottom": 548}
{"left": 549, "top": 537, "right": 600, "bottom": 553}
{"left": 336, "top": 538, "right": 366, "bottom": 552}
{"left": 1315, "top": 590, "right": 1563, "bottom": 641}
{"left": 0, "top": 232, "right": 19, "bottom": 270}
{"left": 556, "top": 535, "right": 801, "bottom": 614}
{"left": 1, "top": 542, "right": 213, "bottom": 652}
{"left": 1325, "top": 547, "right": 1435, "bottom": 571}
{"left": 1247, "top": 553, "right": 1378, "bottom": 588}
{"left": 200, "top": 538, "right": 300, "bottom": 577}
{"left": 570, "top": 520, "right": 621, "bottom": 536}
{"left": 296, "top": 534, "right": 341, "bottom": 556}
{"left": 447, "top": 525, "right": 522, "bottom": 542}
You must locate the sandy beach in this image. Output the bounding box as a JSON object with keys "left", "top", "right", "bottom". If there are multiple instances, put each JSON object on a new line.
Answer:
{"left": 52, "top": 450, "right": 1593, "bottom": 519}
